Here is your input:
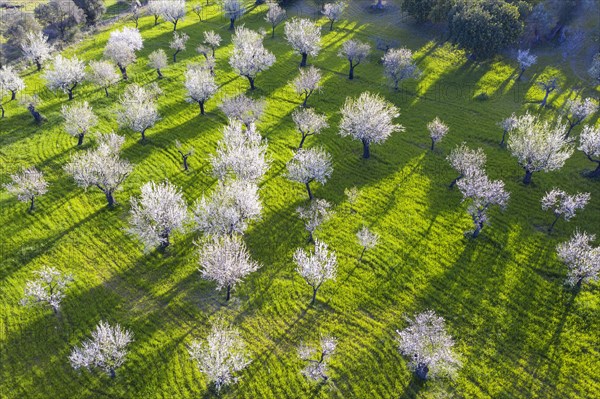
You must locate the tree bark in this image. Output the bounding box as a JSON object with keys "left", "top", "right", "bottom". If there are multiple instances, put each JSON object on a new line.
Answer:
{"left": 300, "top": 53, "right": 308, "bottom": 67}
{"left": 517, "top": 67, "right": 525, "bottom": 81}
{"left": 472, "top": 223, "right": 483, "bottom": 238}
{"left": 362, "top": 139, "right": 370, "bottom": 159}
{"left": 109, "top": 369, "right": 116, "bottom": 379}
{"left": 311, "top": 287, "right": 317, "bottom": 304}
{"left": 173, "top": 20, "right": 178, "bottom": 31}
{"left": 588, "top": 161, "right": 600, "bottom": 177}
{"left": 431, "top": 138, "right": 435, "bottom": 151}
{"left": 104, "top": 87, "right": 110, "bottom": 97}
{"left": 68, "top": 83, "right": 77, "bottom": 101}
{"left": 28, "top": 105, "right": 43, "bottom": 124}
{"left": 118, "top": 65, "right": 128, "bottom": 80}
{"left": 173, "top": 50, "right": 179, "bottom": 63}
{"left": 141, "top": 129, "right": 147, "bottom": 142}
{"left": 154, "top": 15, "right": 159, "bottom": 25}
{"left": 29, "top": 196, "right": 35, "bottom": 212}
{"left": 77, "top": 134, "right": 84, "bottom": 146}
{"left": 157, "top": 68, "right": 163, "bottom": 79}
{"left": 449, "top": 174, "right": 462, "bottom": 189}
{"left": 272, "top": 25, "right": 275, "bottom": 38}
{"left": 229, "top": 18, "right": 235, "bottom": 30}
{"left": 548, "top": 214, "right": 560, "bottom": 232}
{"left": 415, "top": 363, "right": 429, "bottom": 380}
{"left": 226, "top": 284, "right": 231, "bottom": 301}
{"left": 35, "top": 59, "right": 42, "bottom": 71}
{"left": 523, "top": 169, "right": 533, "bottom": 185}
{"left": 11, "top": 90, "right": 16, "bottom": 100}
{"left": 199, "top": 101, "right": 205, "bottom": 115}
{"left": 105, "top": 191, "right": 115, "bottom": 207}
{"left": 565, "top": 123, "right": 576, "bottom": 139}
{"left": 183, "top": 156, "right": 189, "bottom": 171}
{"left": 540, "top": 91, "right": 550, "bottom": 107}
{"left": 500, "top": 130, "right": 507, "bottom": 147}
{"left": 305, "top": 182, "right": 314, "bottom": 200}
{"left": 349, "top": 64, "right": 355, "bottom": 80}
{"left": 302, "top": 93, "right": 309, "bottom": 107}
{"left": 299, "top": 134, "right": 307, "bottom": 149}
{"left": 359, "top": 247, "right": 366, "bottom": 262}
{"left": 247, "top": 76, "right": 256, "bottom": 90}
{"left": 0, "top": 104, "right": 4, "bottom": 118}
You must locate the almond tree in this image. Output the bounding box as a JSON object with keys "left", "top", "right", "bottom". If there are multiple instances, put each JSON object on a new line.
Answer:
{"left": 338, "top": 39, "right": 370, "bottom": 80}
{"left": 170, "top": 31, "right": 189, "bottom": 62}
{"left": 286, "top": 148, "right": 333, "bottom": 200}
{"left": 357, "top": 226, "right": 379, "bottom": 261}
{"left": 148, "top": 0, "right": 162, "bottom": 26}
{"left": 220, "top": 94, "right": 265, "bottom": 128}
{"left": 188, "top": 322, "right": 251, "bottom": 391}
{"left": 65, "top": 132, "right": 132, "bottom": 207}
{"left": 175, "top": 140, "right": 194, "bottom": 171}
{"left": 148, "top": 49, "right": 168, "bottom": 78}
{"left": 21, "top": 31, "right": 53, "bottom": 71}
{"left": 44, "top": 55, "right": 86, "bottom": 101}
{"left": 516, "top": 49, "right": 537, "bottom": 80}
{"left": 104, "top": 27, "right": 144, "bottom": 80}
{"left": 221, "top": 0, "right": 245, "bottom": 30}
{"left": 297, "top": 199, "right": 331, "bottom": 243}
{"left": 198, "top": 235, "right": 260, "bottom": 300}
{"left": 537, "top": 77, "right": 558, "bottom": 108}
{"left": 194, "top": 180, "right": 262, "bottom": 237}
{"left": 498, "top": 113, "right": 518, "bottom": 147}
{"left": 578, "top": 125, "right": 600, "bottom": 177}
{"left": 129, "top": 180, "right": 188, "bottom": 250}
{"left": 457, "top": 172, "right": 509, "bottom": 238}
{"left": 396, "top": 310, "right": 460, "bottom": 380}
{"left": 562, "top": 98, "right": 597, "bottom": 139}
{"left": 446, "top": 143, "right": 486, "bottom": 188}
{"left": 339, "top": 91, "right": 403, "bottom": 159}
{"left": 427, "top": 117, "right": 449, "bottom": 151}
{"left": 265, "top": 0, "right": 286, "bottom": 38}
{"left": 87, "top": 61, "right": 120, "bottom": 96}
{"left": 382, "top": 48, "right": 420, "bottom": 91}
{"left": 229, "top": 26, "right": 276, "bottom": 90}
{"left": 507, "top": 113, "right": 573, "bottom": 185}
{"left": 0, "top": 66, "right": 25, "bottom": 100}
{"left": 20, "top": 267, "right": 73, "bottom": 314}
{"left": 541, "top": 189, "right": 590, "bottom": 232}
{"left": 322, "top": 1, "right": 346, "bottom": 30}
{"left": 156, "top": 0, "right": 186, "bottom": 31}
{"left": 556, "top": 230, "right": 600, "bottom": 289}
{"left": 294, "top": 239, "right": 337, "bottom": 304}
{"left": 210, "top": 121, "right": 269, "bottom": 182}
{"left": 192, "top": 3, "right": 202, "bottom": 20}
{"left": 69, "top": 321, "right": 133, "bottom": 379}
{"left": 117, "top": 84, "right": 161, "bottom": 142}
{"left": 4, "top": 167, "right": 49, "bottom": 212}
{"left": 284, "top": 18, "right": 321, "bottom": 67}
{"left": 62, "top": 101, "right": 98, "bottom": 146}
{"left": 185, "top": 66, "right": 218, "bottom": 115}
{"left": 293, "top": 108, "right": 328, "bottom": 149}
{"left": 292, "top": 66, "right": 322, "bottom": 107}
{"left": 19, "top": 94, "right": 44, "bottom": 124}
{"left": 298, "top": 335, "right": 337, "bottom": 381}
{"left": 202, "top": 30, "right": 222, "bottom": 57}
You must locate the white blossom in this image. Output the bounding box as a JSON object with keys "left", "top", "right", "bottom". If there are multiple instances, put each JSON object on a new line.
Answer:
{"left": 148, "top": 49, "right": 168, "bottom": 78}
{"left": 44, "top": 55, "right": 86, "bottom": 100}
{"left": 185, "top": 66, "right": 218, "bottom": 115}
{"left": 198, "top": 235, "right": 260, "bottom": 300}
{"left": 286, "top": 148, "right": 333, "bottom": 200}
{"left": 382, "top": 48, "right": 420, "bottom": 90}
{"left": 4, "top": 167, "right": 49, "bottom": 211}
{"left": 357, "top": 226, "right": 378, "bottom": 260}
{"left": 194, "top": 180, "right": 262, "bottom": 237}
{"left": 292, "top": 66, "right": 322, "bottom": 107}
{"left": 294, "top": 239, "right": 337, "bottom": 304}
{"left": 322, "top": 1, "right": 346, "bottom": 30}
{"left": 541, "top": 188, "right": 590, "bottom": 232}
{"left": 562, "top": 98, "right": 597, "bottom": 138}
{"left": 297, "top": 199, "right": 332, "bottom": 243}
{"left": 556, "top": 230, "right": 600, "bottom": 288}
{"left": 202, "top": 30, "right": 222, "bottom": 57}
{"left": 427, "top": 117, "right": 449, "bottom": 150}
{"left": 117, "top": 84, "right": 160, "bottom": 141}
{"left": 229, "top": 26, "right": 275, "bottom": 90}
{"left": 516, "top": 49, "right": 537, "bottom": 79}
{"left": 298, "top": 335, "right": 337, "bottom": 381}
{"left": 62, "top": 101, "right": 98, "bottom": 146}
{"left": 344, "top": 186, "right": 358, "bottom": 212}
{"left": 339, "top": 91, "right": 404, "bottom": 159}
{"left": 507, "top": 113, "right": 573, "bottom": 184}
{"left": 20, "top": 266, "right": 73, "bottom": 314}
{"left": 396, "top": 310, "right": 460, "bottom": 380}
{"left": 69, "top": 321, "right": 133, "bottom": 378}
{"left": 170, "top": 31, "right": 189, "bottom": 62}
{"left": 129, "top": 180, "right": 188, "bottom": 250}
{"left": 498, "top": 113, "right": 518, "bottom": 146}
{"left": 21, "top": 31, "right": 53, "bottom": 71}
{"left": 446, "top": 143, "right": 486, "bottom": 188}
{"left": 155, "top": 0, "right": 186, "bottom": 30}
{"left": 65, "top": 132, "right": 132, "bottom": 207}
{"left": 104, "top": 27, "right": 144, "bottom": 80}
{"left": 220, "top": 94, "right": 265, "bottom": 128}
{"left": 87, "top": 61, "right": 120, "bottom": 96}
{"left": 292, "top": 107, "right": 328, "bottom": 148}
{"left": 578, "top": 125, "right": 600, "bottom": 176}
{"left": 221, "top": 0, "right": 245, "bottom": 29}
{"left": 338, "top": 39, "right": 370, "bottom": 79}
{"left": 265, "top": 0, "right": 286, "bottom": 38}
{"left": 210, "top": 121, "right": 269, "bottom": 182}
{"left": 284, "top": 18, "right": 321, "bottom": 67}
{"left": 188, "top": 322, "right": 251, "bottom": 391}
{"left": 0, "top": 66, "right": 25, "bottom": 100}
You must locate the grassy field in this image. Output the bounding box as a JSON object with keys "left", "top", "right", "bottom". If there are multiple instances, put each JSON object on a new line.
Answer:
{"left": 1, "top": 1, "right": 599, "bottom": 398}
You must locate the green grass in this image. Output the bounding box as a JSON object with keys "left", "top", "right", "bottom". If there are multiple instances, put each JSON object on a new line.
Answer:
{"left": 1, "top": 1, "right": 599, "bottom": 398}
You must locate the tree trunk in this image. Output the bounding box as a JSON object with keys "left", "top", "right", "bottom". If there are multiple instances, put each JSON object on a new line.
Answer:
{"left": 229, "top": 18, "right": 235, "bottom": 30}
{"left": 29, "top": 196, "right": 35, "bottom": 212}
{"left": 272, "top": 25, "right": 275, "bottom": 38}
{"left": 349, "top": 64, "right": 354, "bottom": 80}
{"left": 415, "top": 363, "right": 429, "bottom": 380}
{"left": 472, "top": 223, "right": 483, "bottom": 238}
{"left": 119, "top": 65, "right": 128, "bottom": 80}
{"left": 300, "top": 53, "right": 308, "bottom": 67}
{"left": 159, "top": 231, "right": 170, "bottom": 250}
{"left": 588, "top": 161, "right": 600, "bottom": 177}
{"left": 500, "top": 130, "right": 507, "bottom": 147}
{"left": 302, "top": 93, "right": 309, "bottom": 107}
{"left": 540, "top": 91, "right": 550, "bottom": 107}
{"left": 104, "top": 87, "right": 110, "bottom": 97}
{"left": 141, "top": 129, "right": 147, "bottom": 142}
{"left": 565, "top": 123, "right": 575, "bottom": 139}
{"left": 247, "top": 76, "right": 256, "bottom": 90}
{"left": 305, "top": 182, "right": 314, "bottom": 200}
{"left": 299, "top": 134, "right": 307, "bottom": 149}
{"left": 523, "top": 169, "right": 533, "bottom": 185}
{"left": 517, "top": 67, "right": 525, "bottom": 81}
{"left": 173, "top": 20, "right": 178, "bottom": 31}
{"left": 548, "top": 214, "right": 560, "bottom": 232}
{"left": 226, "top": 284, "right": 231, "bottom": 301}
{"left": 394, "top": 79, "right": 399, "bottom": 91}
{"left": 199, "top": 101, "right": 205, "bottom": 115}
{"left": 376, "top": 0, "right": 384, "bottom": 9}
{"left": 77, "top": 134, "right": 84, "bottom": 146}
{"left": 11, "top": 90, "right": 16, "bottom": 100}
{"left": 157, "top": 69, "right": 163, "bottom": 79}
{"left": 0, "top": 104, "right": 4, "bottom": 118}
{"left": 109, "top": 369, "right": 116, "bottom": 379}
{"left": 67, "top": 85, "right": 76, "bottom": 101}
{"left": 359, "top": 247, "right": 366, "bottom": 262}
{"left": 449, "top": 174, "right": 462, "bottom": 189}
{"left": 183, "top": 156, "right": 189, "bottom": 171}
{"left": 173, "top": 50, "right": 180, "bottom": 63}
{"left": 311, "top": 287, "right": 317, "bottom": 304}
{"left": 431, "top": 138, "right": 435, "bottom": 151}
{"left": 362, "top": 139, "right": 370, "bottom": 159}
{"left": 329, "top": 19, "right": 334, "bottom": 31}
{"left": 105, "top": 191, "right": 115, "bottom": 207}
{"left": 154, "top": 15, "right": 159, "bottom": 26}
{"left": 28, "top": 105, "right": 43, "bottom": 124}
{"left": 35, "top": 59, "right": 42, "bottom": 71}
